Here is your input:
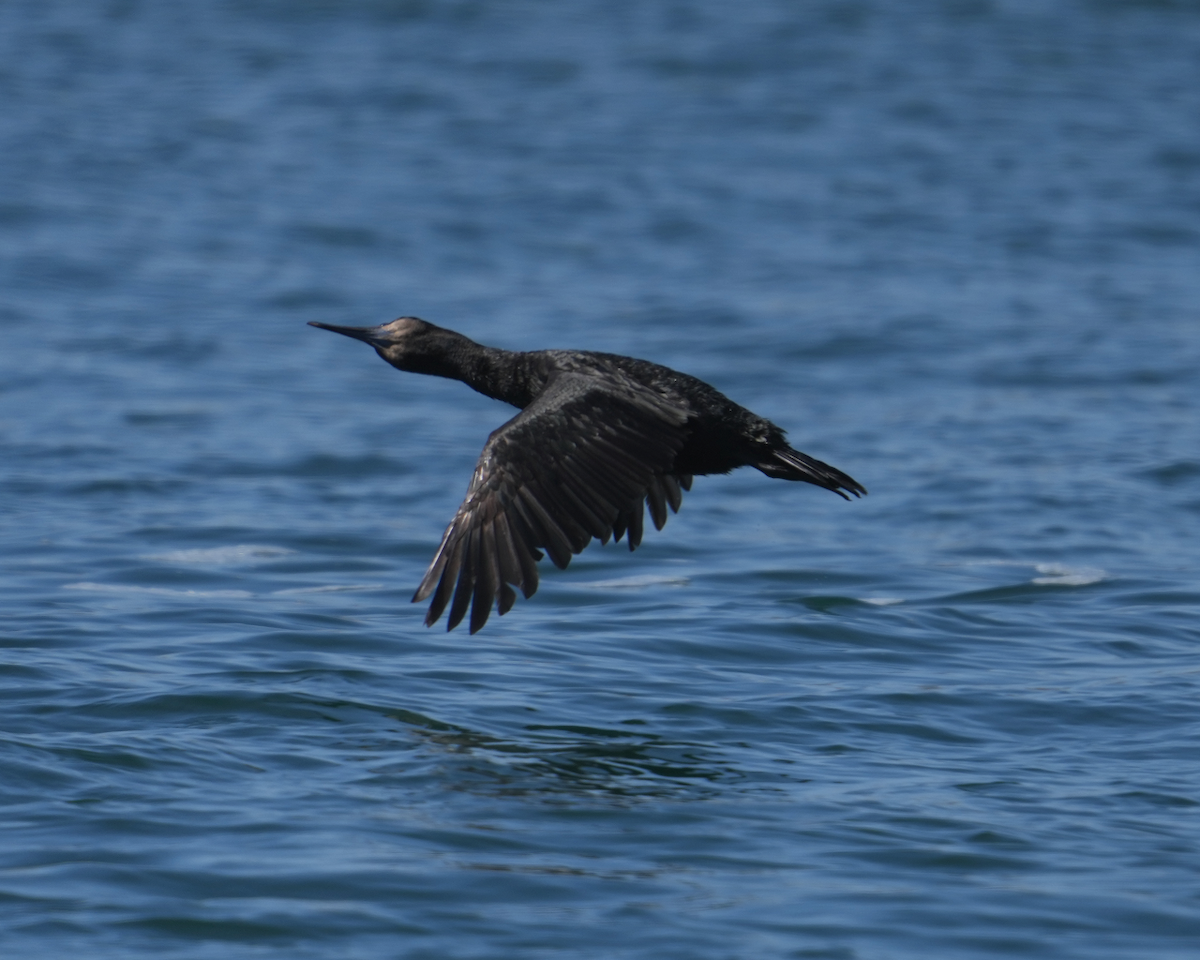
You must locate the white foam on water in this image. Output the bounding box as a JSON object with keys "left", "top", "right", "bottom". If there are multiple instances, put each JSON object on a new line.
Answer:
{"left": 141, "top": 545, "right": 295, "bottom": 564}
{"left": 272, "top": 584, "right": 383, "bottom": 595}
{"left": 66, "top": 582, "right": 382, "bottom": 598}
{"left": 1032, "top": 563, "right": 1107, "bottom": 586}
{"left": 954, "top": 559, "right": 1108, "bottom": 586}
{"left": 957, "top": 560, "right": 1039, "bottom": 569}
{"left": 861, "top": 597, "right": 905, "bottom": 606}
{"left": 575, "top": 574, "right": 691, "bottom": 589}
{"left": 64, "top": 582, "right": 254, "bottom": 598}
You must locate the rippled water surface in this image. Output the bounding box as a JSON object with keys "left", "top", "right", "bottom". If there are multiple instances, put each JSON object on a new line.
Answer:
{"left": 3, "top": 1, "right": 1200, "bottom": 957}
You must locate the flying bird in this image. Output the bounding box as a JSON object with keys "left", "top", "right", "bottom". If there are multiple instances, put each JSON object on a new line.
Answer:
{"left": 310, "top": 318, "right": 865, "bottom": 633}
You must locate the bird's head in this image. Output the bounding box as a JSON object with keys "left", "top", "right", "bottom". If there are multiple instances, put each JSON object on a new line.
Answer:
{"left": 309, "top": 316, "right": 441, "bottom": 371}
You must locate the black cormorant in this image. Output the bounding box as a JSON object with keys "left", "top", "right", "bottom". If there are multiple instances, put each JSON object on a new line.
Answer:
{"left": 310, "top": 317, "right": 865, "bottom": 633}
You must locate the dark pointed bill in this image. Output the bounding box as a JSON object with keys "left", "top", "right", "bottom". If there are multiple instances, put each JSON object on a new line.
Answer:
{"left": 308, "top": 321, "right": 388, "bottom": 346}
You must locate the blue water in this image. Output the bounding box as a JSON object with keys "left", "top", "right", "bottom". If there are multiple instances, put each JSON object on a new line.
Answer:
{"left": 3, "top": 1, "right": 1200, "bottom": 957}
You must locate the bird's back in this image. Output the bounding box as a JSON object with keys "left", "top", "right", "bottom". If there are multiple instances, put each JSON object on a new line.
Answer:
{"left": 533, "top": 349, "right": 783, "bottom": 476}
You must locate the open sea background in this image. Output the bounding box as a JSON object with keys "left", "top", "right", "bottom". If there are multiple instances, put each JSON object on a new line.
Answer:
{"left": 3, "top": 1, "right": 1200, "bottom": 957}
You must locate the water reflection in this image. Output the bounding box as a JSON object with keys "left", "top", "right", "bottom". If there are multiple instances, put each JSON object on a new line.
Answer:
{"left": 390, "top": 707, "right": 735, "bottom": 801}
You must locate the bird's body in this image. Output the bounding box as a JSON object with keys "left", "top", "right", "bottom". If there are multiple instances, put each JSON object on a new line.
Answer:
{"left": 310, "top": 317, "right": 865, "bottom": 633}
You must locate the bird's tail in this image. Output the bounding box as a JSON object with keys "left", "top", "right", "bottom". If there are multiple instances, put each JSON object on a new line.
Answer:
{"left": 756, "top": 447, "right": 867, "bottom": 500}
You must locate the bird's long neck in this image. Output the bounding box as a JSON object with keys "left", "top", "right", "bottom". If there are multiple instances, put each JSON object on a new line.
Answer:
{"left": 396, "top": 330, "right": 544, "bottom": 408}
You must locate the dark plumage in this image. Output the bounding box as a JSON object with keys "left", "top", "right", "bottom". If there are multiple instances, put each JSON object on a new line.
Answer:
{"left": 310, "top": 317, "right": 866, "bottom": 634}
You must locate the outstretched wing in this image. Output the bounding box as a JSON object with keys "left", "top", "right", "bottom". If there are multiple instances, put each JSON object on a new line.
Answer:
{"left": 413, "top": 370, "right": 692, "bottom": 633}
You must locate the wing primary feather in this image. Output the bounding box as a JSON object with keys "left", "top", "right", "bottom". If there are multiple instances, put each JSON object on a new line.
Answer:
{"left": 515, "top": 540, "right": 540, "bottom": 598}
{"left": 503, "top": 502, "right": 537, "bottom": 555}
{"left": 661, "top": 474, "right": 683, "bottom": 513}
{"left": 626, "top": 499, "right": 645, "bottom": 551}
{"left": 679, "top": 474, "right": 693, "bottom": 491}
{"left": 508, "top": 493, "right": 550, "bottom": 551}
{"left": 424, "top": 569, "right": 452, "bottom": 626}
{"left": 612, "top": 512, "right": 629, "bottom": 544}
{"left": 469, "top": 523, "right": 500, "bottom": 634}
{"left": 519, "top": 489, "right": 575, "bottom": 568}
{"left": 492, "top": 513, "right": 525, "bottom": 591}
{"left": 413, "top": 530, "right": 453, "bottom": 603}
{"left": 446, "top": 531, "right": 476, "bottom": 631}
{"left": 528, "top": 480, "right": 591, "bottom": 551}
{"left": 422, "top": 532, "right": 465, "bottom": 626}
{"left": 507, "top": 496, "right": 553, "bottom": 581}
{"left": 499, "top": 511, "right": 541, "bottom": 597}
{"left": 498, "top": 582, "right": 517, "bottom": 615}
{"left": 557, "top": 475, "right": 616, "bottom": 540}
{"left": 646, "top": 476, "right": 668, "bottom": 531}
